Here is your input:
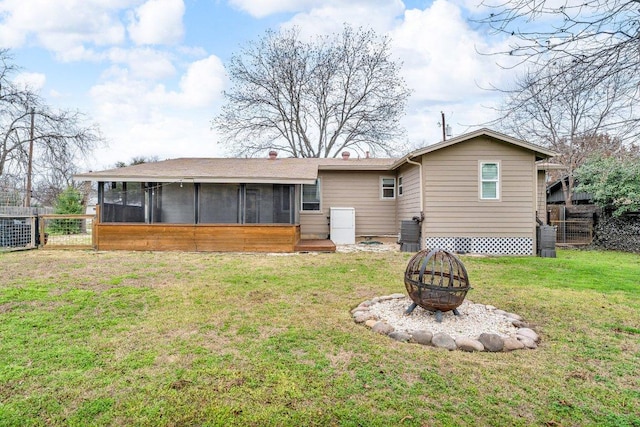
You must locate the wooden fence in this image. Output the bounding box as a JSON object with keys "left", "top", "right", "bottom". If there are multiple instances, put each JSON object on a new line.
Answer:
{"left": 550, "top": 219, "right": 593, "bottom": 246}
{"left": 38, "top": 214, "right": 96, "bottom": 249}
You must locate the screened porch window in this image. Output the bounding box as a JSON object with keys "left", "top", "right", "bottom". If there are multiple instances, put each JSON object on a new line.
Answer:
{"left": 199, "top": 184, "right": 240, "bottom": 223}
{"left": 101, "top": 182, "right": 145, "bottom": 223}
{"left": 301, "top": 180, "right": 320, "bottom": 211}
{"left": 198, "top": 183, "right": 294, "bottom": 224}
{"left": 152, "top": 182, "right": 195, "bottom": 223}
{"left": 480, "top": 162, "right": 500, "bottom": 200}
{"left": 100, "top": 182, "right": 296, "bottom": 224}
{"left": 244, "top": 184, "right": 294, "bottom": 224}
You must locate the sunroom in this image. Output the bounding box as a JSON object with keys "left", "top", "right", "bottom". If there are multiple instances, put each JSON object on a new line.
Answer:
{"left": 75, "top": 157, "right": 323, "bottom": 252}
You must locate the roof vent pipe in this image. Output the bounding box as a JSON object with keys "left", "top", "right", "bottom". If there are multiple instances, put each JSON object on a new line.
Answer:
{"left": 268, "top": 150, "right": 278, "bottom": 160}
{"left": 342, "top": 151, "right": 350, "bottom": 160}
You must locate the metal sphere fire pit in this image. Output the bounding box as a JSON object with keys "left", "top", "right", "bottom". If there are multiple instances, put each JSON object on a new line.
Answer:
{"left": 404, "top": 248, "right": 472, "bottom": 322}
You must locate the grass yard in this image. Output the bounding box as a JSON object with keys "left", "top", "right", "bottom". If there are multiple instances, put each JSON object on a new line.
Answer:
{"left": 0, "top": 248, "right": 638, "bottom": 426}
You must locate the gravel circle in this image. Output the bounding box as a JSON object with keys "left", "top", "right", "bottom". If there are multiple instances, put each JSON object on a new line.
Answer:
{"left": 368, "top": 298, "right": 519, "bottom": 339}
{"left": 353, "top": 294, "right": 540, "bottom": 351}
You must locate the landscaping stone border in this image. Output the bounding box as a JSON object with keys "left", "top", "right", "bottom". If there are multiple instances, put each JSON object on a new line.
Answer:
{"left": 351, "top": 294, "right": 540, "bottom": 352}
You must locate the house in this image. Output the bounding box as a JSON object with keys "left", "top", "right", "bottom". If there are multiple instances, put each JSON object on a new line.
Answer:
{"left": 74, "top": 128, "right": 556, "bottom": 255}
{"left": 547, "top": 176, "right": 593, "bottom": 205}
{"left": 545, "top": 176, "right": 599, "bottom": 246}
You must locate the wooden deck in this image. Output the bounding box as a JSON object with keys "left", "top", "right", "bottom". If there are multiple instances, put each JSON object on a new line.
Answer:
{"left": 294, "top": 239, "right": 336, "bottom": 253}
{"left": 92, "top": 221, "right": 337, "bottom": 253}
{"left": 94, "top": 223, "right": 300, "bottom": 252}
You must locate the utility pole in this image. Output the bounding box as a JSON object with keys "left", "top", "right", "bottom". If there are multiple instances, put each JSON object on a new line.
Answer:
{"left": 439, "top": 111, "right": 452, "bottom": 141}
{"left": 25, "top": 107, "right": 35, "bottom": 208}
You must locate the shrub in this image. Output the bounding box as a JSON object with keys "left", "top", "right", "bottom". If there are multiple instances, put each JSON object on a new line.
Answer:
{"left": 49, "top": 187, "right": 83, "bottom": 234}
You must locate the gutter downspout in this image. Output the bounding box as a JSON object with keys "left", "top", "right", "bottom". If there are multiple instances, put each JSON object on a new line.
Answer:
{"left": 405, "top": 157, "right": 424, "bottom": 220}
{"left": 405, "top": 157, "right": 424, "bottom": 251}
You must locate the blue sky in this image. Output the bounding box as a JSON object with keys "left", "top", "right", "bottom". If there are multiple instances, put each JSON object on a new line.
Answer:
{"left": 0, "top": 0, "right": 516, "bottom": 170}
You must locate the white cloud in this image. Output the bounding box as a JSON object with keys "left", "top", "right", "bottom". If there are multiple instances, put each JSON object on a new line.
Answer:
{"left": 0, "top": 0, "right": 130, "bottom": 58}
{"left": 284, "top": 0, "right": 405, "bottom": 37}
{"left": 386, "top": 0, "right": 519, "bottom": 145}
{"left": 90, "top": 72, "right": 150, "bottom": 123}
{"left": 127, "top": 0, "right": 185, "bottom": 45}
{"left": 172, "top": 55, "right": 227, "bottom": 108}
{"left": 230, "top": 0, "right": 406, "bottom": 31}
{"left": 48, "top": 89, "right": 65, "bottom": 99}
{"left": 229, "top": 0, "right": 321, "bottom": 18}
{"left": 391, "top": 1, "right": 508, "bottom": 103}
{"left": 107, "top": 47, "right": 177, "bottom": 80}
{"left": 86, "top": 113, "right": 221, "bottom": 168}
{"left": 87, "top": 55, "right": 226, "bottom": 168}
{"left": 13, "top": 72, "right": 46, "bottom": 91}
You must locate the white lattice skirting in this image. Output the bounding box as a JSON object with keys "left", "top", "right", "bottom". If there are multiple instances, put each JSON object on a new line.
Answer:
{"left": 424, "top": 237, "right": 533, "bottom": 255}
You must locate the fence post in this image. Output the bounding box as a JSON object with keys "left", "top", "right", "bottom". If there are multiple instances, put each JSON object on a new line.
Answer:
{"left": 39, "top": 215, "right": 45, "bottom": 248}
{"left": 93, "top": 205, "right": 100, "bottom": 249}
{"left": 30, "top": 216, "right": 36, "bottom": 248}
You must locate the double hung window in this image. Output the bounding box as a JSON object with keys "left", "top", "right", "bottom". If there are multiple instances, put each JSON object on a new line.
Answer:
{"left": 480, "top": 162, "right": 500, "bottom": 200}
{"left": 301, "top": 179, "right": 321, "bottom": 211}
{"left": 381, "top": 177, "right": 396, "bottom": 199}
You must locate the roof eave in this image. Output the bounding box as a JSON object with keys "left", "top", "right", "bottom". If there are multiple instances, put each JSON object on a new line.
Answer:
{"left": 72, "top": 174, "right": 317, "bottom": 185}
{"left": 536, "top": 162, "right": 566, "bottom": 171}
{"left": 318, "top": 164, "right": 393, "bottom": 171}
{"left": 391, "top": 128, "right": 557, "bottom": 169}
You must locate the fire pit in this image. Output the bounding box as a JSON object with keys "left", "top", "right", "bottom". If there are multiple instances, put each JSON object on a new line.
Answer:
{"left": 404, "top": 248, "right": 471, "bottom": 322}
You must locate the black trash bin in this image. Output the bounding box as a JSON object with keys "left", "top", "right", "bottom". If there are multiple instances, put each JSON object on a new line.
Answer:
{"left": 537, "top": 225, "right": 557, "bottom": 258}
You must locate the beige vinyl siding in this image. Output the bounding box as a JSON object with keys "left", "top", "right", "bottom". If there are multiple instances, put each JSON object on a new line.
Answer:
{"left": 299, "top": 212, "right": 328, "bottom": 238}
{"left": 300, "top": 170, "right": 397, "bottom": 238}
{"left": 537, "top": 170, "right": 547, "bottom": 224}
{"left": 422, "top": 136, "right": 536, "bottom": 237}
{"left": 396, "top": 163, "right": 421, "bottom": 224}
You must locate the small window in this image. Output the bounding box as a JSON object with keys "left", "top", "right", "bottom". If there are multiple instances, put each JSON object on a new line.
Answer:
{"left": 480, "top": 162, "right": 500, "bottom": 200}
{"left": 301, "top": 179, "right": 320, "bottom": 211}
{"left": 381, "top": 177, "right": 396, "bottom": 199}
{"left": 398, "top": 176, "right": 403, "bottom": 196}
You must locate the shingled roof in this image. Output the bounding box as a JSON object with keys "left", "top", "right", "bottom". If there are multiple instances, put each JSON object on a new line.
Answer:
{"left": 74, "top": 156, "right": 397, "bottom": 184}
{"left": 74, "top": 129, "right": 557, "bottom": 184}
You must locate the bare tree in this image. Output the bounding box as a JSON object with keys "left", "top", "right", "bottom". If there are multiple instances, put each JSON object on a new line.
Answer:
{"left": 114, "top": 156, "right": 160, "bottom": 168}
{"left": 0, "top": 49, "right": 103, "bottom": 206}
{"left": 213, "top": 25, "right": 411, "bottom": 158}
{"left": 477, "top": 0, "right": 640, "bottom": 140}
{"left": 494, "top": 61, "right": 638, "bottom": 204}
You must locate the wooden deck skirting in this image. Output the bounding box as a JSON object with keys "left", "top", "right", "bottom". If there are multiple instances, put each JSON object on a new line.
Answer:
{"left": 95, "top": 223, "right": 301, "bottom": 252}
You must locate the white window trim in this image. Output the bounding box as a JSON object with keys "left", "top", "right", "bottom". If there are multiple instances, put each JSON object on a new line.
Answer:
{"left": 398, "top": 175, "right": 403, "bottom": 197}
{"left": 301, "top": 179, "right": 321, "bottom": 212}
{"left": 479, "top": 160, "right": 501, "bottom": 201}
{"left": 380, "top": 176, "right": 396, "bottom": 200}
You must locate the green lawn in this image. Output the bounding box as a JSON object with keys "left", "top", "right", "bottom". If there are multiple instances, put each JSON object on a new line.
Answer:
{"left": 0, "top": 249, "right": 638, "bottom": 426}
